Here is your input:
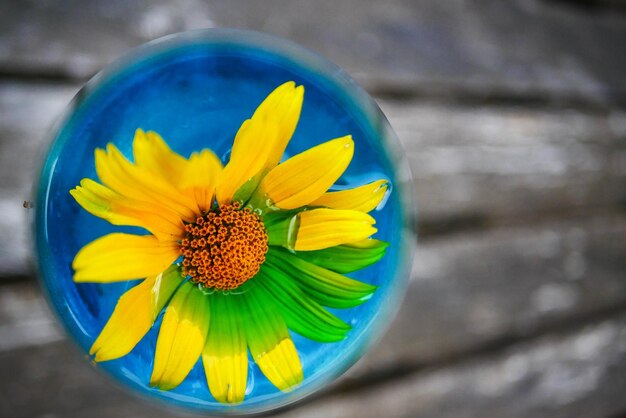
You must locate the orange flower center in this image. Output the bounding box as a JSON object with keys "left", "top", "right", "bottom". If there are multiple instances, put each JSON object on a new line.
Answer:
{"left": 180, "top": 202, "right": 269, "bottom": 290}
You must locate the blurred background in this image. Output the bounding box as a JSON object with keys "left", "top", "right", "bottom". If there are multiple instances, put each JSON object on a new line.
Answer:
{"left": 1, "top": 0, "right": 625, "bottom": 417}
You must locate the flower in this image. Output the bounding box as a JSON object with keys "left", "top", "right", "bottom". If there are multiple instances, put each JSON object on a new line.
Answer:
{"left": 70, "top": 81, "right": 389, "bottom": 404}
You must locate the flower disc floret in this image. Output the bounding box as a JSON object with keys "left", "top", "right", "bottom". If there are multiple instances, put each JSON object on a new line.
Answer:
{"left": 180, "top": 202, "right": 269, "bottom": 290}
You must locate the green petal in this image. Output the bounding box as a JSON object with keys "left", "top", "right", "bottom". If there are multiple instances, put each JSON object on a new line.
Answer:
{"left": 264, "top": 210, "right": 300, "bottom": 249}
{"left": 150, "top": 281, "right": 211, "bottom": 391}
{"left": 265, "top": 249, "right": 377, "bottom": 309}
{"left": 256, "top": 266, "right": 351, "bottom": 343}
{"left": 294, "top": 239, "right": 389, "bottom": 273}
{"left": 242, "top": 284, "right": 303, "bottom": 391}
{"left": 202, "top": 294, "right": 248, "bottom": 404}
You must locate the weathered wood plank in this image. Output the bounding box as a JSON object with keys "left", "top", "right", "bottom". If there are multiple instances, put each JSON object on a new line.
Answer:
{"left": 0, "top": 216, "right": 623, "bottom": 416}
{"left": 0, "top": 282, "right": 63, "bottom": 352}
{"left": 1, "top": 0, "right": 625, "bottom": 103}
{"left": 1, "top": 82, "right": 625, "bottom": 278}
{"left": 0, "top": 82, "right": 78, "bottom": 277}
{"left": 279, "top": 312, "right": 626, "bottom": 418}
{"left": 348, "top": 214, "right": 626, "bottom": 380}
{"left": 380, "top": 99, "right": 626, "bottom": 225}
{"left": 0, "top": 340, "right": 196, "bottom": 418}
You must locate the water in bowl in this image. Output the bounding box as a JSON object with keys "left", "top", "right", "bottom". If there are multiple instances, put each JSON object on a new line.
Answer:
{"left": 35, "top": 30, "right": 413, "bottom": 414}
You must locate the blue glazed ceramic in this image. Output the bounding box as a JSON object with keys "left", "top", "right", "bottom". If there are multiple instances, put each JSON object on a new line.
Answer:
{"left": 34, "top": 29, "right": 415, "bottom": 414}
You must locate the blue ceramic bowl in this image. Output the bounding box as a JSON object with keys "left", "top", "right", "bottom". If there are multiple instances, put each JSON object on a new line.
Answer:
{"left": 34, "top": 29, "right": 415, "bottom": 414}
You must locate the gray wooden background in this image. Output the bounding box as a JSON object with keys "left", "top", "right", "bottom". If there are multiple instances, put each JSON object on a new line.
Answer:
{"left": 1, "top": 1, "right": 625, "bottom": 417}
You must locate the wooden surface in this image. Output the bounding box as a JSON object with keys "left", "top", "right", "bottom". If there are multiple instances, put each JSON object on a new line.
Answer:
{"left": 0, "top": 1, "right": 625, "bottom": 417}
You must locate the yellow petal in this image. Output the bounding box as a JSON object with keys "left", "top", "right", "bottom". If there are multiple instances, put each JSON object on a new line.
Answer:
{"left": 309, "top": 179, "right": 389, "bottom": 213}
{"left": 96, "top": 143, "right": 199, "bottom": 221}
{"left": 70, "top": 179, "right": 184, "bottom": 241}
{"left": 295, "top": 208, "right": 377, "bottom": 251}
{"left": 179, "top": 149, "right": 223, "bottom": 212}
{"left": 202, "top": 294, "right": 248, "bottom": 404}
{"left": 132, "top": 129, "right": 188, "bottom": 185}
{"left": 150, "top": 281, "right": 210, "bottom": 391}
{"left": 252, "top": 81, "right": 304, "bottom": 168}
{"left": 216, "top": 82, "right": 304, "bottom": 205}
{"left": 216, "top": 118, "right": 276, "bottom": 205}
{"left": 255, "top": 338, "right": 302, "bottom": 391}
{"left": 72, "top": 233, "right": 180, "bottom": 282}
{"left": 89, "top": 266, "right": 182, "bottom": 362}
{"left": 243, "top": 284, "right": 303, "bottom": 391}
{"left": 133, "top": 129, "right": 223, "bottom": 211}
{"left": 259, "top": 135, "right": 354, "bottom": 210}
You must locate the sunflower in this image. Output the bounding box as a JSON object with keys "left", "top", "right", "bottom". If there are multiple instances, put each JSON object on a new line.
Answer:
{"left": 70, "top": 81, "right": 389, "bottom": 404}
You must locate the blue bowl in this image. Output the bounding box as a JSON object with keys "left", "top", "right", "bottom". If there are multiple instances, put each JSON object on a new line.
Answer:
{"left": 34, "top": 29, "right": 415, "bottom": 414}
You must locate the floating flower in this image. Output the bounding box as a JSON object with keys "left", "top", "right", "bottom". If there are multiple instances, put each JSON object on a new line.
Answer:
{"left": 70, "top": 81, "right": 389, "bottom": 404}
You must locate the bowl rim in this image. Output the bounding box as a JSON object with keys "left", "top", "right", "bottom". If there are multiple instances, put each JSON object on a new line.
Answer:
{"left": 33, "top": 27, "right": 417, "bottom": 415}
